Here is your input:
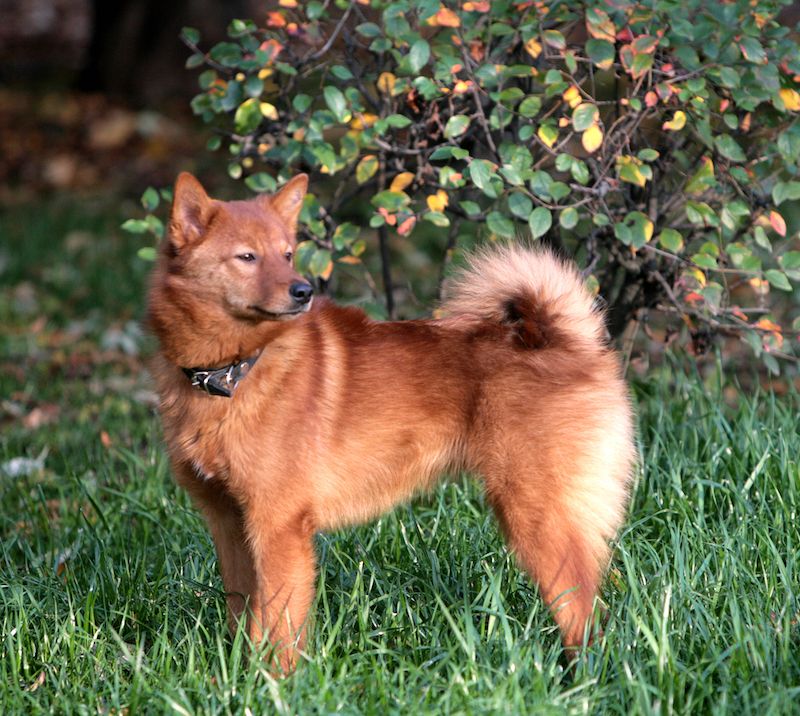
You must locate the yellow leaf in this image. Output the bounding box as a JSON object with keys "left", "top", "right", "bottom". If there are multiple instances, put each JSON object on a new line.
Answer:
{"left": 258, "top": 67, "right": 274, "bottom": 80}
{"left": 377, "top": 72, "right": 396, "bottom": 94}
{"left": 278, "top": 0, "right": 298, "bottom": 6}
{"left": 643, "top": 218, "right": 654, "bottom": 243}
{"left": 779, "top": 88, "right": 800, "bottom": 111}
{"left": 318, "top": 259, "right": 334, "bottom": 281}
{"left": 390, "top": 172, "right": 414, "bottom": 192}
{"left": 434, "top": 7, "right": 461, "bottom": 27}
{"left": 689, "top": 267, "right": 707, "bottom": 287}
{"left": 356, "top": 155, "right": 379, "bottom": 184}
{"left": 582, "top": 124, "right": 603, "bottom": 153}
{"left": 260, "top": 102, "right": 278, "bottom": 120}
{"left": 524, "top": 38, "right": 542, "bottom": 59}
{"left": 427, "top": 190, "right": 449, "bottom": 212}
{"left": 563, "top": 85, "right": 581, "bottom": 109}
{"left": 662, "top": 110, "right": 686, "bottom": 131}
{"left": 350, "top": 113, "right": 378, "bottom": 130}
{"left": 537, "top": 124, "right": 558, "bottom": 148}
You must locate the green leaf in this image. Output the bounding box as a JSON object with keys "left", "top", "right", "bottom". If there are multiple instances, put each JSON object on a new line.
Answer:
{"left": 685, "top": 157, "right": 716, "bottom": 195}
{"left": 572, "top": 103, "right": 598, "bottom": 132}
{"left": 356, "top": 22, "right": 381, "bottom": 37}
{"left": 355, "top": 155, "right": 379, "bottom": 184}
{"left": 309, "top": 248, "right": 333, "bottom": 279}
{"left": 618, "top": 159, "right": 647, "bottom": 187}
{"left": 518, "top": 96, "right": 542, "bottom": 118}
{"left": 460, "top": 200, "right": 481, "bottom": 217}
{"left": 714, "top": 134, "right": 746, "bottom": 163}
{"left": 692, "top": 252, "right": 717, "bottom": 269}
{"left": 209, "top": 42, "right": 242, "bottom": 68}
{"left": 469, "top": 160, "right": 497, "bottom": 198}
{"left": 765, "top": 269, "right": 792, "bottom": 291}
{"left": 331, "top": 65, "right": 354, "bottom": 81}
{"left": 559, "top": 207, "right": 578, "bottom": 229}
{"left": 408, "top": 39, "right": 431, "bottom": 74}
{"left": 780, "top": 251, "right": 800, "bottom": 270}
{"left": 423, "top": 211, "right": 450, "bottom": 227}
{"left": 234, "top": 98, "right": 262, "bottom": 134}
{"left": 528, "top": 207, "right": 552, "bottom": 238}
{"left": 332, "top": 222, "right": 359, "bottom": 250}
{"left": 772, "top": 181, "right": 800, "bottom": 205}
{"left": 323, "top": 86, "right": 349, "bottom": 122}
{"left": 586, "top": 39, "right": 614, "bottom": 70}
{"left": 385, "top": 114, "right": 413, "bottom": 128}
{"left": 637, "top": 149, "right": 659, "bottom": 162}
{"left": 121, "top": 219, "right": 149, "bottom": 235}
{"left": 508, "top": 192, "right": 533, "bottom": 219}
{"left": 739, "top": 37, "right": 766, "bottom": 64}
{"left": 658, "top": 228, "right": 684, "bottom": 252}
{"left": 486, "top": 211, "right": 515, "bottom": 239}
{"left": 371, "top": 191, "right": 410, "bottom": 212}
{"left": 718, "top": 66, "right": 740, "bottom": 88}
{"left": 630, "top": 53, "right": 653, "bottom": 77}
{"left": 181, "top": 26, "right": 200, "bottom": 45}
{"left": 542, "top": 29, "right": 566, "bottom": 50}
{"left": 137, "top": 246, "right": 157, "bottom": 262}
{"left": 548, "top": 181, "right": 570, "bottom": 201}
{"left": 444, "top": 115, "right": 471, "bottom": 139}
{"left": 570, "top": 160, "right": 590, "bottom": 185}
{"left": 186, "top": 53, "right": 204, "bottom": 70}
{"left": 623, "top": 211, "right": 654, "bottom": 248}
{"left": 245, "top": 173, "right": 277, "bottom": 193}
{"left": 141, "top": 187, "right": 159, "bottom": 211}
{"left": 754, "top": 226, "right": 772, "bottom": 250}
{"left": 293, "top": 94, "right": 313, "bottom": 113}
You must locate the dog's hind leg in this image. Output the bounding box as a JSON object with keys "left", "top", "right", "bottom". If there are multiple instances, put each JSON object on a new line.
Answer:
{"left": 485, "top": 467, "right": 615, "bottom": 649}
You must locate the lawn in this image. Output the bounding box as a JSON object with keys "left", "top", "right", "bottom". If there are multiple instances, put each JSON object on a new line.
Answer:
{"left": 1, "top": 198, "right": 798, "bottom": 714}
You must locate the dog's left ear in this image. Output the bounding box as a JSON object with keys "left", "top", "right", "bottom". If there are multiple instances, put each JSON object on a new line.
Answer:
{"left": 268, "top": 174, "right": 308, "bottom": 234}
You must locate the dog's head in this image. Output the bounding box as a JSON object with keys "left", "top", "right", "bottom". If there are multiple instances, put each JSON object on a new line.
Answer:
{"left": 165, "top": 172, "right": 313, "bottom": 321}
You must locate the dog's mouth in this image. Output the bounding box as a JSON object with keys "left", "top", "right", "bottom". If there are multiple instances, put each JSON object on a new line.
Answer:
{"left": 247, "top": 301, "right": 312, "bottom": 321}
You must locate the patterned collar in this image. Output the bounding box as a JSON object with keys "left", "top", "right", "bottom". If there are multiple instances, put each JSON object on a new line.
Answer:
{"left": 181, "top": 353, "right": 260, "bottom": 398}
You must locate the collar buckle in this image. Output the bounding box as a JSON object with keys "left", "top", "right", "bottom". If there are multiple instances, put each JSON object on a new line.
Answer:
{"left": 181, "top": 353, "right": 260, "bottom": 398}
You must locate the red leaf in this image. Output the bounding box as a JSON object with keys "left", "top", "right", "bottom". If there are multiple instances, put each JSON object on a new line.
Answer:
{"left": 266, "top": 11, "right": 286, "bottom": 27}
{"left": 397, "top": 216, "right": 417, "bottom": 236}
{"left": 616, "top": 27, "right": 633, "bottom": 42}
{"left": 769, "top": 210, "right": 787, "bottom": 236}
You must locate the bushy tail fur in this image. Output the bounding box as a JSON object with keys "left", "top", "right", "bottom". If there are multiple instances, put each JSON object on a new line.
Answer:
{"left": 441, "top": 245, "right": 606, "bottom": 351}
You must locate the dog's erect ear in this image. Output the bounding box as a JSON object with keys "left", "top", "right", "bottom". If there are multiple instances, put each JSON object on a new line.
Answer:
{"left": 269, "top": 174, "right": 308, "bottom": 234}
{"left": 170, "top": 172, "right": 213, "bottom": 249}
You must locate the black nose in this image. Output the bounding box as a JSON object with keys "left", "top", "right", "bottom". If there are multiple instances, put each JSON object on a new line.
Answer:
{"left": 289, "top": 281, "right": 313, "bottom": 304}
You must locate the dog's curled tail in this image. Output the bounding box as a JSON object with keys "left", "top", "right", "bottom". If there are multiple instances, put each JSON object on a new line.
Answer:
{"left": 440, "top": 244, "right": 606, "bottom": 351}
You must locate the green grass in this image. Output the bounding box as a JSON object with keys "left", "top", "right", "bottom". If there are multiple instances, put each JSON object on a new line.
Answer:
{"left": 1, "top": 200, "right": 799, "bottom": 714}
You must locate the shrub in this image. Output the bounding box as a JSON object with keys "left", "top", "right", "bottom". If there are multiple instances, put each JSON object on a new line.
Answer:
{"left": 127, "top": 0, "right": 800, "bottom": 371}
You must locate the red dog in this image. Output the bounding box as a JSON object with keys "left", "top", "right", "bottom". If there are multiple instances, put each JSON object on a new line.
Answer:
{"left": 147, "top": 173, "right": 635, "bottom": 673}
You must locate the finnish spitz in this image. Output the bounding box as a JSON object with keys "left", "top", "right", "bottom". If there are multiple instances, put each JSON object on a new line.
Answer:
{"left": 147, "top": 172, "right": 635, "bottom": 673}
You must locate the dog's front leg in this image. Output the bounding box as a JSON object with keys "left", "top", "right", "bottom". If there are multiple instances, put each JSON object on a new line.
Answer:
{"left": 246, "top": 510, "right": 317, "bottom": 675}
{"left": 177, "top": 470, "right": 258, "bottom": 633}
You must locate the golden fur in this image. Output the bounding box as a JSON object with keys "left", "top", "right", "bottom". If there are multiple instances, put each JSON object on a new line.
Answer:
{"left": 147, "top": 172, "right": 636, "bottom": 674}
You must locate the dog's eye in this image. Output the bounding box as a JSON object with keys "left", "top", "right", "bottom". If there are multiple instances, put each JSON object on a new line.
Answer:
{"left": 236, "top": 253, "right": 257, "bottom": 263}
{"left": 284, "top": 251, "right": 293, "bottom": 263}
